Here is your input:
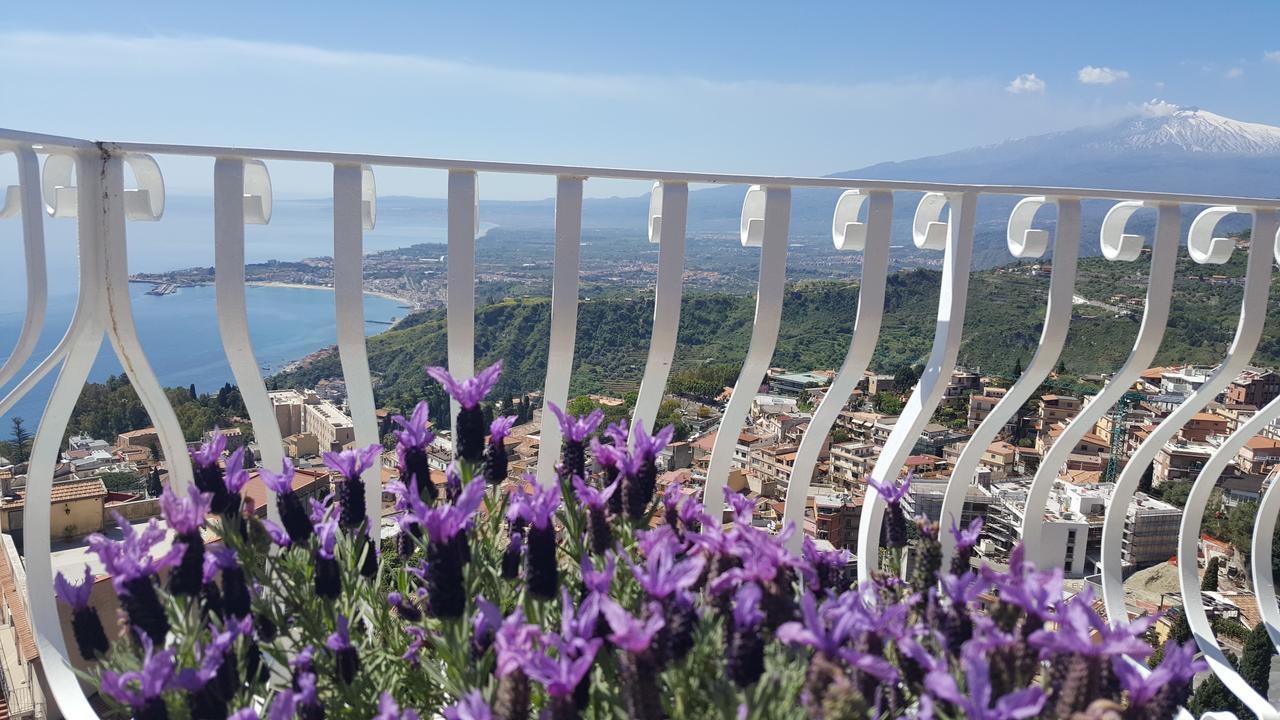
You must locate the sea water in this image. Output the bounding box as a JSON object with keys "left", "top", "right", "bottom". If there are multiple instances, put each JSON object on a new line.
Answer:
{"left": 0, "top": 195, "right": 448, "bottom": 432}
{"left": 0, "top": 284, "right": 408, "bottom": 429}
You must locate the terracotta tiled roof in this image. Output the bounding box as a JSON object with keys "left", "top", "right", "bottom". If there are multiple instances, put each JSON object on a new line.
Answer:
{"left": 241, "top": 468, "right": 330, "bottom": 517}
{"left": 1244, "top": 436, "right": 1280, "bottom": 450}
{"left": 0, "top": 544, "right": 37, "bottom": 663}
{"left": 0, "top": 478, "right": 107, "bottom": 511}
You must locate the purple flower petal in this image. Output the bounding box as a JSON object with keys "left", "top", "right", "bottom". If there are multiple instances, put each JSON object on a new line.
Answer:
{"left": 322, "top": 444, "right": 382, "bottom": 481}
{"left": 53, "top": 565, "right": 94, "bottom": 610}
{"left": 426, "top": 361, "right": 503, "bottom": 409}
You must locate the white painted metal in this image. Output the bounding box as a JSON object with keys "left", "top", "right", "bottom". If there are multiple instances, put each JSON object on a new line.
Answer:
{"left": 4, "top": 128, "right": 1280, "bottom": 718}
{"left": 333, "top": 164, "right": 382, "bottom": 525}
{"left": 1176, "top": 212, "right": 1280, "bottom": 720}
{"left": 857, "top": 192, "right": 976, "bottom": 581}
{"left": 0, "top": 153, "right": 94, "bottom": 417}
{"left": 703, "top": 186, "right": 791, "bottom": 520}
{"left": 939, "top": 197, "right": 1080, "bottom": 562}
{"left": 95, "top": 134, "right": 1280, "bottom": 209}
{"left": 1103, "top": 208, "right": 1274, "bottom": 627}
{"left": 1021, "top": 202, "right": 1179, "bottom": 567}
{"left": 534, "top": 177, "right": 585, "bottom": 487}
{"left": 445, "top": 171, "right": 478, "bottom": 433}
{"left": 101, "top": 154, "right": 195, "bottom": 492}
{"left": 214, "top": 158, "right": 284, "bottom": 522}
{"left": 782, "top": 190, "right": 892, "bottom": 551}
{"left": 25, "top": 147, "right": 104, "bottom": 720}
{"left": 0, "top": 148, "right": 49, "bottom": 391}
{"left": 631, "top": 181, "right": 688, "bottom": 436}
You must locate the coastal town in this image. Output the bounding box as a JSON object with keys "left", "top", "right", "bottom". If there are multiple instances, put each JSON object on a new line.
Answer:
{"left": 0, "top": 357, "right": 1276, "bottom": 714}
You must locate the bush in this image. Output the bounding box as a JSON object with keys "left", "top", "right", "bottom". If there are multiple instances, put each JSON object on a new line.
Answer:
{"left": 58, "top": 363, "right": 1207, "bottom": 720}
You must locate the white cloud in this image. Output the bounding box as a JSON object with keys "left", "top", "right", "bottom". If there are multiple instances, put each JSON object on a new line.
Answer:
{"left": 1264, "top": 51, "right": 1280, "bottom": 63}
{"left": 1006, "top": 73, "right": 1046, "bottom": 94}
{"left": 1142, "top": 99, "right": 1180, "bottom": 117}
{"left": 1077, "top": 66, "right": 1129, "bottom": 85}
{"left": 0, "top": 32, "right": 1135, "bottom": 198}
{"left": 1225, "top": 67, "right": 1245, "bottom": 79}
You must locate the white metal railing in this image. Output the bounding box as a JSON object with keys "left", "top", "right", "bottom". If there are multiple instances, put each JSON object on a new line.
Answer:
{"left": 2, "top": 128, "right": 1280, "bottom": 718}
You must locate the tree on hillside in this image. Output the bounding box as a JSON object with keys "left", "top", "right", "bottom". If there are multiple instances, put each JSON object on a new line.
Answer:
{"left": 1226, "top": 501, "right": 1260, "bottom": 559}
{"left": 1240, "top": 622, "right": 1276, "bottom": 697}
{"left": 893, "top": 364, "right": 919, "bottom": 392}
{"left": 874, "top": 392, "right": 904, "bottom": 416}
{"left": 8, "top": 417, "right": 31, "bottom": 463}
{"left": 1055, "top": 359, "right": 1067, "bottom": 375}
{"left": 1188, "top": 652, "right": 1246, "bottom": 718}
{"left": 1011, "top": 356, "right": 1023, "bottom": 380}
{"left": 189, "top": 383, "right": 198, "bottom": 401}
{"left": 1137, "top": 462, "right": 1154, "bottom": 495}
{"left": 1202, "top": 556, "right": 1220, "bottom": 591}
{"left": 146, "top": 467, "right": 162, "bottom": 498}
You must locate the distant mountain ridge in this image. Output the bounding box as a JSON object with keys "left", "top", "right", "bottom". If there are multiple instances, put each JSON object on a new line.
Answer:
{"left": 296, "top": 103, "right": 1278, "bottom": 269}
{"left": 836, "top": 101, "right": 1280, "bottom": 198}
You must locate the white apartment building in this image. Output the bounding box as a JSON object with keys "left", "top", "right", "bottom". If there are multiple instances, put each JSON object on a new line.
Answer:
{"left": 269, "top": 389, "right": 356, "bottom": 453}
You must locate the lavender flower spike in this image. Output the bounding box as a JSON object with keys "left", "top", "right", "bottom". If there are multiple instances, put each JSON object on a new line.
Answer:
{"left": 444, "top": 690, "right": 493, "bottom": 720}
{"left": 374, "top": 692, "right": 423, "bottom": 720}
{"left": 490, "top": 415, "right": 517, "bottom": 444}
{"left": 509, "top": 479, "right": 562, "bottom": 599}
{"left": 224, "top": 446, "right": 251, "bottom": 494}
{"left": 57, "top": 566, "right": 110, "bottom": 661}
{"left": 324, "top": 443, "right": 381, "bottom": 531}
{"left": 950, "top": 516, "right": 983, "bottom": 549}
{"left": 429, "top": 361, "right": 503, "bottom": 462}
{"left": 160, "top": 483, "right": 212, "bottom": 536}
{"left": 393, "top": 400, "right": 435, "bottom": 451}
{"left": 189, "top": 429, "right": 227, "bottom": 468}
{"left": 427, "top": 360, "right": 503, "bottom": 410}
{"left": 327, "top": 615, "right": 360, "bottom": 684}
{"left": 99, "top": 634, "right": 177, "bottom": 716}
{"left": 548, "top": 403, "right": 605, "bottom": 444}
{"left": 323, "top": 443, "right": 382, "bottom": 481}
{"left": 484, "top": 415, "right": 517, "bottom": 485}
{"left": 262, "top": 458, "right": 313, "bottom": 545}
{"left": 87, "top": 514, "right": 183, "bottom": 592}
{"left": 866, "top": 473, "right": 911, "bottom": 505}
{"left": 395, "top": 401, "right": 438, "bottom": 503}
{"left": 54, "top": 565, "right": 95, "bottom": 610}
{"left": 601, "top": 601, "right": 665, "bottom": 654}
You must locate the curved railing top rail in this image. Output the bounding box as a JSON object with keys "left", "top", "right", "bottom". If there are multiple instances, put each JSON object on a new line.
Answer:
{"left": 4, "top": 128, "right": 1280, "bottom": 209}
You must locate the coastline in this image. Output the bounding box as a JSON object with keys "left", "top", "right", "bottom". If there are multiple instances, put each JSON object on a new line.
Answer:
{"left": 129, "top": 278, "right": 417, "bottom": 311}
{"left": 244, "top": 281, "right": 416, "bottom": 308}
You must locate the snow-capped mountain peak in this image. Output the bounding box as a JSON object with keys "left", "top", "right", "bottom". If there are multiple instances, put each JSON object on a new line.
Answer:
{"left": 1091, "top": 101, "right": 1280, "bottom": 155}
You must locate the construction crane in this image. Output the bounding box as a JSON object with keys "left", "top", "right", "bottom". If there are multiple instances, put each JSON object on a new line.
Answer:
{"left": 1103, "top": 391, "right": 1146, "bottom": 484}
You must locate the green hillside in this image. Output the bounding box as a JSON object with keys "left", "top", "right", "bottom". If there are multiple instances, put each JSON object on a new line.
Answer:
{"left": 271, "top": 248, "right": 1280, "bottom": 414}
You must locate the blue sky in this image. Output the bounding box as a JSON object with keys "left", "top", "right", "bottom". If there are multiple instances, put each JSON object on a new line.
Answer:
{"left": 3, "top": 1, "right": 1279, "bottom": 198}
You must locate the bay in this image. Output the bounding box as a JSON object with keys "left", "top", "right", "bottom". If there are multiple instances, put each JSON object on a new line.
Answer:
{"left": 0, "top": 283, "right": 409, "bottom": 431}
{"left": 0, "top": 194, "right": 450, "bottom": 432}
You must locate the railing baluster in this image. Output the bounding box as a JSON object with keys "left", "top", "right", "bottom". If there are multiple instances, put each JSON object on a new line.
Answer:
{"left": 0, "top": 147, "right": 48, "bottom": 390}
{"left": 1021, "top": 202, "right": 1179, "bottom": 567}
{"left": 704, "top": 185, "right": 791, "bottom": 520}
{"left": 333, "top": 164, "right": 381, "bottom": 525}
{"left": 214, "top": 158, "right": 284, "bottom": 522}
{"left": 1103, "top": 207, "right": 1274, "bottom": 628}
{"left": 857, "top": 191, "right": 976, "bottom": 581}
{"left": 99, "top": 152, "right": 195, "bottom": 492}
{"left": 939, "top": 197, "right": 1079, "bottom": 562}
{"left": 446, "top": 170, "right": 478, "bottom": 430}
{"left": 534, "top": 176, "right": 585, "bottom": 486}
{"left": 630, "top": 181, "right": 688, "bottom": 435}
{"left": 0, "top": 153, "right": 86, "bottom": 417}
{"left": 1175, "top": 211, "right": 1280, "bottom": 719}
{"left": 782, "top": 190, "right": 892, "bottom": 551}
{"left": 25, "top": 148, "right": 106, "bottom": 719}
